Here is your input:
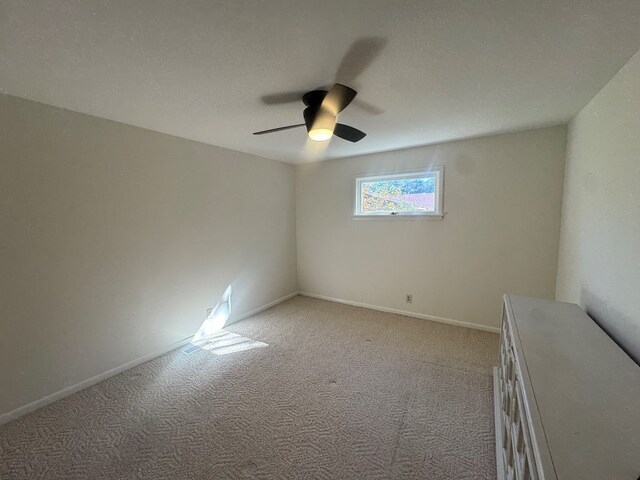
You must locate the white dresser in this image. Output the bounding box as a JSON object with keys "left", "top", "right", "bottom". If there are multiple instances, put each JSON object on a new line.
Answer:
{"left": 494, "top": 294, "right": 640, "bottom": 480}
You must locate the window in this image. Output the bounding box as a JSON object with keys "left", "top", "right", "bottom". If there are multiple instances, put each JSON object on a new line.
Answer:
{"left": 354, "top": 167, "right": 444, "bottom": 217}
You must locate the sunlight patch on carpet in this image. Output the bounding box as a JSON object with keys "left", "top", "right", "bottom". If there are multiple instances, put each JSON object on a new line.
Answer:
{"left": 184, "top": 330, "right": 268, "bottom": 356}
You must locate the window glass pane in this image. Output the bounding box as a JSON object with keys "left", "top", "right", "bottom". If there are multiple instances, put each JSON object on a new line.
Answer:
{"left": 360, "top": 175, "right": 436, "bottom": 214}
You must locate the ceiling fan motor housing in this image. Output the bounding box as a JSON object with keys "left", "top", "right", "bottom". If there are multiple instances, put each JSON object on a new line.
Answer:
{"left": 302, "top": 90, "right": 329, "bottom": 132}
{"left": 253, "top": 84, "right": 365, "bottom": 142}
{"left": 303, "top": 106, "right": 321, "bottom": 132}
{"left": 301, "top": 89, "right": 328, "bottom": 108}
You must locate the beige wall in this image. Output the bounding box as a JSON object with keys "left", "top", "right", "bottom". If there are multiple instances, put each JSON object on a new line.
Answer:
{"left": 0, "top": 94, "right": 297, "bottom": 416}
{"left": 556, "top": 50, "right": 640, "bottom": 362}
{"left": 296, "top": 127, "right": 567, "bottom": 330}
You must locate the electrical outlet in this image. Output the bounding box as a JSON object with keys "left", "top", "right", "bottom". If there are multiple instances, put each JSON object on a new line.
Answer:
{"left": 406, "top": 294, "right": 413, "bottom": 304}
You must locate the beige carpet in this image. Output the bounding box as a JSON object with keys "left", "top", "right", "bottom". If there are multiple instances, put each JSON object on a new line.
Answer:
{"left": 0, "top": 296, "right": 499, "bottom": 479}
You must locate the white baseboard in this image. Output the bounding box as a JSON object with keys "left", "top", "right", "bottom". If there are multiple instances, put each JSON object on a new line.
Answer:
{"left": 0, "top": 291, "right": 299, "bottom": 426}
{"left": 0, "top": 335, "right": 193, "bottom": 426}
{"left": 298, "top": 291, "right": 500, "bottom": 334}
{"left": 227, "top": 291, "right": 299, "bottom": 324}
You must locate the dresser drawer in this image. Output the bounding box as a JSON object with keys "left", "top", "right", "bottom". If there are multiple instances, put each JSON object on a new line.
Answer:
{"left": 495, "top": 305, "right": 543, "bottom": 480}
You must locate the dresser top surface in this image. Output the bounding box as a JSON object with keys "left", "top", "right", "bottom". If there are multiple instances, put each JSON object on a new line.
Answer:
{"left": 505, "top": 294, "right": 640, "bottom": 480}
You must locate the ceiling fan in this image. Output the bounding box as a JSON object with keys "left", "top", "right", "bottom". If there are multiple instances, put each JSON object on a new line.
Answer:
{"left": 253, "top": 83, "right": 367, "bottom": 143}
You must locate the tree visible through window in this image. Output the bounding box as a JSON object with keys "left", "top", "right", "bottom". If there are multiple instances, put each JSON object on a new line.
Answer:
{"left": 355, "top": 168, "right": 443, "bottom": 216}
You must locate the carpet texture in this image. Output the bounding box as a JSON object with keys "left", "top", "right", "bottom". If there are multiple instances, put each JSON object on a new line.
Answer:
{"left": 0, "top": 296, "right": 499, "bottom": 479}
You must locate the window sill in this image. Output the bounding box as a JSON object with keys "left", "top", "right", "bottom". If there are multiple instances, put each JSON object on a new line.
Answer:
{"left": 353, "top": 213, "right": 445, "bottom": 220}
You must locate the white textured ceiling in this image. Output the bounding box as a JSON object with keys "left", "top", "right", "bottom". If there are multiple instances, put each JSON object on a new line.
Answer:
{"left": 1, "top": 1, "right": 639, "bottom": 164}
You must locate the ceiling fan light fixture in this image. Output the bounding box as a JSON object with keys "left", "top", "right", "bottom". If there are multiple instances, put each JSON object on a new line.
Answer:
{"left": 308, "top": 127, "right": 333, "bottom": 142}
{"left": 308, "top": 108, "right": 335, "bottom": 142}
{"left": 254, "top": 84, "right": 366, "bottom": 143}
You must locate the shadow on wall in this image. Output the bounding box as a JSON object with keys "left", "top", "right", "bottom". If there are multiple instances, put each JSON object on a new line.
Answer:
{"left": 581, "top": 286, "right": 640, "bottom": 367}
{"left": 453, "top": 154, "right": 476, "bottom": 176}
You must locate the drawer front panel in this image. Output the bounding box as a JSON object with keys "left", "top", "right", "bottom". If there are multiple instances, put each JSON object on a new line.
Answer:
{"left": 496, "top": 315, "right": 541, "bottom": 480}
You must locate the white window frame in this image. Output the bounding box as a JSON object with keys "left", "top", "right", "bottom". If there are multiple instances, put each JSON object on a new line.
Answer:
{"left": 353, "top": 167, "right": 444, "bottom": 218}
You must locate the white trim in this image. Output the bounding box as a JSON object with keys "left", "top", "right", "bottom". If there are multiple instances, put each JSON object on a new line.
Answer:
{"left": 0, "top": 291, "right": 299, "bottom": 426}
{"left": 352, "top": 213, "right": 445, "bottom": 220}
{"left": 493, "top": 367, "right": 506, "bottom": 480}
{"left": 226, "top": 291, "right": 299, "bottom": 324}
{"left": 0, "top": 336, "right": 193, "bottom": 426}
{"left": 353, "top": 166, "right": 444, "bottom": 217}
{"left": 298, "top": 291, "right": 500, "bottom": 333}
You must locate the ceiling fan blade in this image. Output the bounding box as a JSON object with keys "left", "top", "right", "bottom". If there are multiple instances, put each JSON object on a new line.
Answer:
{"left": 253, "top": 124, "right": 305, "bottom": 135}
{"left": 333, "top": 123, "right": 366, "bottom": 143}
{"left": 322, "top": 83, "right": 357, "bottom": 115}
{"left": 353, "top": 98, "right": 384, "bottom": 116}
{"left": 260, "top": 91, "right": 308, "bottom": 105}
{"left": 335, "top": 37, "right": 388, "bottom": 85}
